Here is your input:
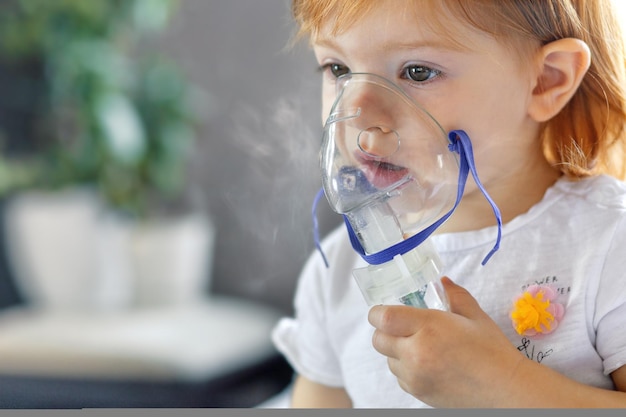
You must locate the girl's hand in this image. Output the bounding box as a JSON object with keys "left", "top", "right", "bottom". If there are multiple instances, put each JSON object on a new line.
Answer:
{"left": 368, "top": 277, "right": 526, "bottom": 407}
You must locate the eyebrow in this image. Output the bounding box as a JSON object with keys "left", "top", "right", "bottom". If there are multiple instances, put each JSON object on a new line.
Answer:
{"left": 313, "top": 36, "right": 469, "bottom": 54}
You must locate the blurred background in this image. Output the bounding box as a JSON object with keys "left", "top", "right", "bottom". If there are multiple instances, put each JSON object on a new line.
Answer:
{"left": 4, "top": 0, "right": 625, "bottom": 410}
{"left": 0, "top": 0, "right": 339, "bottom": 408}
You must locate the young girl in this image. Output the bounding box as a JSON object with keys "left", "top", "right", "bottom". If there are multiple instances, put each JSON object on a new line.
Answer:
{"left": 272, "top": 0, "right": 626, "bottom": 407}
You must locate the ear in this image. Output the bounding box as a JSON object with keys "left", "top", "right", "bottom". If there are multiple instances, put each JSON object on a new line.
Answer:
{"left": 527, "top": 38, "right": 591, "bottom": 122}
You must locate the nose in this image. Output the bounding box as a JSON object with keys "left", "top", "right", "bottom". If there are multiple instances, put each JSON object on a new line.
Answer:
{"left": 343, "top": 82, "right": 401, "bottom": 158}
{"left": 357, "top": 126, "right": 400, "bottom": 157}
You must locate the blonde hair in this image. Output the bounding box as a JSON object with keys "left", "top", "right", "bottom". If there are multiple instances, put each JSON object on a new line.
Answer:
{"left": 292, "top": 0, "right": 626, "bottom": 180}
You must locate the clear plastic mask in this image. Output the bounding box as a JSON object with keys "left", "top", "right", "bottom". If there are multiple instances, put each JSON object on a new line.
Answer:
{"left": 320, "top": 73, "right": 458, "bottom": 255}
{"left": 316, "top": 73, "right": 501, "bottom": 310}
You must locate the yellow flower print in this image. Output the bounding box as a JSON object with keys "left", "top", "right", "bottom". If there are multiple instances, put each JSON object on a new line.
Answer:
{"left": 510, "top": 285, "right": 564, "bottom": 337}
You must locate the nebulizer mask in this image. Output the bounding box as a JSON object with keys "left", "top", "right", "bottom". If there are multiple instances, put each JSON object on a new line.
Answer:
{"left": 313, "top": 73, "right": 502, "bottom": 310}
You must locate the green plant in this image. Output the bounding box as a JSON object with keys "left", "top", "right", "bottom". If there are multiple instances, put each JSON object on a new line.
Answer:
{"left": 0, "top": 0, "right": 197, "bottom": 217}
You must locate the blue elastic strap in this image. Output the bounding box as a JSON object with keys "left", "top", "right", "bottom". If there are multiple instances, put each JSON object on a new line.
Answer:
{"left": 312, "top": 129, "right": 502, "bottom": 267}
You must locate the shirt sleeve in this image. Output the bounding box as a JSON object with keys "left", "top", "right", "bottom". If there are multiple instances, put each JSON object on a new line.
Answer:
{"left": 271, "top": 229, "right": 346, "bottom": 387}
{"left": 597, "top": 303, "right": 626, "bottom": 375}
{"left": 594, "top": 215, "right": 626, "bottom": 376}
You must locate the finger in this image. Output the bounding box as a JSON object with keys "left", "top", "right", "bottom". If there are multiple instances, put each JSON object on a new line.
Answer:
{"left": 370, "top": 328, "right": 400, "bottom": 359}
{"left": 441, "top": 276, "right": 484, "bottom": 319}
{"left": 386, "top": 356, "right": 404, "bottom": 380}
{"left": 387, "top": 357, "right": 422, "bottom": 399}
{"left": 368, "top": 304, "right": 423, "bottom": 336}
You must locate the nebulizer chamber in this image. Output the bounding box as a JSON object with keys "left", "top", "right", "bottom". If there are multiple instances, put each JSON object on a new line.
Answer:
{"left": 320, "top": 73, "right": 460, "bottom": 310}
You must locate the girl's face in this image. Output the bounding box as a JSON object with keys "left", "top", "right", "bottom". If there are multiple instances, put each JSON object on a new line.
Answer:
{"left": 312, "top": 0, "right": 544, "bottom": 197}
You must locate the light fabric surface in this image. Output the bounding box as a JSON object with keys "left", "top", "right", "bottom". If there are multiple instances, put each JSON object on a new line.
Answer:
{"left": 0, "top": 296, "right": 281, "bottom": 382}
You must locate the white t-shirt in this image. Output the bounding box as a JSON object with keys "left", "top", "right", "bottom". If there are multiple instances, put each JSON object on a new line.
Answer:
{"left": 272, "top": 175, "right": 626, "bottom": 408}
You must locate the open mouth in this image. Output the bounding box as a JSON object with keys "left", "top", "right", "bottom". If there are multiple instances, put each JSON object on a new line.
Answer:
{"left": 356, "top": 154, "right": 410, "bottom": 190}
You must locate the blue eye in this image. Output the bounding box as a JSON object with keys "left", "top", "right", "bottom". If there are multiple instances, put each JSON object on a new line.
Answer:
{"left": 320, "top": 63, "right": 351, "bottom": 78}
{"left": 403, "top": 65, "right": 440, "bottom": 82}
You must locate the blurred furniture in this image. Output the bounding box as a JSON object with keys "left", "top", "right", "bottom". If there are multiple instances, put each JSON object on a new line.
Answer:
{"left": 0, "top": 296, "right": 293, "bottom": 408}
{"left": 0, "top": 190, "right": 294, "bottom": 409}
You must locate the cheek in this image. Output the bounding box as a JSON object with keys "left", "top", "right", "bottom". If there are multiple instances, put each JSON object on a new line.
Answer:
{"left": 430, "top": 85, "right": 530, "bottom": 142}
{"left": 421, "top": 88, "right": 533, "bottom": 182}
{"left": 429, "top": 64, "right": 530, "bottom": 124}
{"left": 321, "top": 106, "right": 330, "bottom": 125}
{"left": 321, "top": 92, "right": 335, "bottom": 125}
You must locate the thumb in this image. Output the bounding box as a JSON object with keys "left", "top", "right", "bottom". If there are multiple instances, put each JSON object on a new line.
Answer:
{"left": 441, "top": 276, "right": 484, "bottom": 318}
